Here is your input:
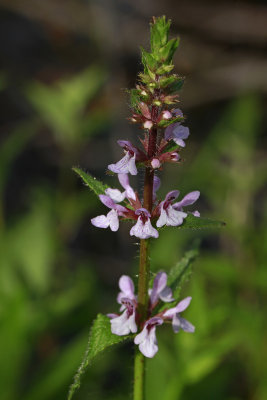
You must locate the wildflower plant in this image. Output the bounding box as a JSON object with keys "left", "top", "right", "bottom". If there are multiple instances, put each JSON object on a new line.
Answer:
{"left": 69, "top": 16, "right": 224, "bottom": 400}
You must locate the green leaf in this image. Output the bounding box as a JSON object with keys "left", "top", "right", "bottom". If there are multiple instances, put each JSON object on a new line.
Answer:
{"left": 168, "top": 244, "right": 199, "bottom": 299}
{"left": 162, "top": 140, "right": 180, "bottom": 154}
{"left": 150, "top": 16, "right": 171, "bottom": 51}
{"left": 155, "top": 64, "right": 174, "bottom": 75}
{"left": 157, "top": 244, "right": 199, "bottom": 313}
{"left": 177, "top": 214, "right": 226, "bottom": 230}
{"left": 158, "top": 38, "right": 179, "bottom": 63}
{"left": 68, "top": 314, "right": 131, "bottom": 400}
{"left": 168, "top": 77, "right": 184, "bottom": 93}
{"left": 73, "top": 167, "right": 108, "bottom": 196}
{"left": 141, "top": 48, "right": 158, "bottom": 72}
{"left": 158, "top": 115, "right": 183, "bottom": 128}
{"left": 129, "top": 88, "right": 143, "bottom": 112}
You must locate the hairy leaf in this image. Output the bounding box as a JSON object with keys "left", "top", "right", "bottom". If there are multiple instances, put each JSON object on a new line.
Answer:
{"left": 158, "top": 38, "right": 179, "bottom": 63}
{"left": 150, "top": 16, "right": 170, "bottom": 51}
{"left": 68, "top": 314, "right": 132, "bottom": 400}
{"left": 73, "top": 167, "right": 108, "bottom": 196}
{"left": 157, "top": 244, "right": 199, "bottom": 313}
{"left": 178, "top": 214, "right": 226, "bottom": 230}
{"left": 168, "top": 244, "right": 199, "bottom": 299}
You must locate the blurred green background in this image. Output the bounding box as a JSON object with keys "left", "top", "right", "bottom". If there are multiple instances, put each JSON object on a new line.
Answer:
{"left": 0, "top": 1, "right": 266, "bottom": 399}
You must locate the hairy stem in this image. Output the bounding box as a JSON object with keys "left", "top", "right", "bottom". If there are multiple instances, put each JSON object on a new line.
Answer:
{"left": 134, "top": 123, "right": 158, "bottom": 400}
{"left": 134, "top": 347, "right": 146, "bottom": 400}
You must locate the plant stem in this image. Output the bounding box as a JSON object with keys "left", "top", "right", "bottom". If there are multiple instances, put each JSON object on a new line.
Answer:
{"left": 134, "top": 122, "right": 158, "bottom": 399}
{"left": 134, "top": 347, "right": 146, "bottom": 400}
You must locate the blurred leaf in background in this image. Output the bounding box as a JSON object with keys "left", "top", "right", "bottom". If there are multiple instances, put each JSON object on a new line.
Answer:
{"left": 26, "top": 66, "right": 108, "bottom": 149}
{"left": 0, "top": 62, "right": 112, "bottom": 400}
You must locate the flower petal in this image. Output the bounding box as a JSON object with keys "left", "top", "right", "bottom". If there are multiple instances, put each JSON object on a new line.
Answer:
{"left": 111, "top": 309, "right": 137, "bottom": 335}
{"left": 156, "top": 207, "right": 168, "bottom": 228}
{"left": 138, "top": 326, "right": 158, "bottom": 358}
{"left": 165, "top": 206, "right": 187, "bottom": 226}
{"left": 91, "top": 215, "right": 109, "bottom": 229}
{"left": 165, "top": 190, "right": 180, "bottom": 202}
{"left": 159, "top": 286, "right": 174, "bottom": 303}
{"left": 118, "top": 275, "right": 135, "bottom": 300}
{"left": 173, "top": 191, "right": 200, "bottom": 209}
{"left": 134, "top": 317, "right": 163, "bottom": 358}
{"left": 108, "top": 152, "right": 137, "bottom": 175}
{"left": 135, "top": 208, "right": 151, "bottom": 218}
{"left": 164, "top": 296, "right": 192, "bottom": 317}
{"left": 172, "top": 314, "right": 195, "bottom": 333}
{"left": 164, "top": 122, "right": 180, "bottom": 141}
{"left": 130, "top": 217, "right": 159, "bottom": 239}
{"left": 107, "top": 209, "right": 119, "bottom": 231}
{"left": 128, "top": 153, "right": 137, "bottom": 175}
{"left": 143, "top": 220, "right": 159, "bottom": 239}
{"left": 99, "top": 194, "right": 117, "bottom": 209}
{"left": 117, "top": 140, "right": 137, "bottom": 153}
{"left": 150, "top": 272, "right": 168, "bottom": 305}
{"left": 118, "top": 174, "right": 136, "bottom": 200}
{"left": 105, "top": 188, "right": 125, "bottom": 203}
{"left": 173, "top": 125, "right": 190, "bottom": 140}
{"left": 157, "top": 204, "right": 187, "bottom": 227}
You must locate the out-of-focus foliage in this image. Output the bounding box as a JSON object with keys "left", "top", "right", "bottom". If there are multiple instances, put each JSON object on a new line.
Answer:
{"left": 0, "top": 65, "right": 110, "bottom": 400}
{"left": 26, "top": 67, "right": 107, "bottom": 148}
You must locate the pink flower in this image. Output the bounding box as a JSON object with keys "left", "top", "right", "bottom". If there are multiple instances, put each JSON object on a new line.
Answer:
{"left": 134, "top": 317, "right": 163, "bottom": 358}
{"left": 163, "top": 296, "right": 195, "bottom": 333}
{"left": 150, "top": 271, "right": 174, "bottom": 307}
{"left": 108, "top": 151, "right": 137, "bottom": 175}
{"left": 91, "top": 195, "right": 127, "bottom": 232}
{"left": 156, "top": 190, "right": 187, "bottom": 228}
{"left": 105, "top": 174, "right": 136, "bottom": 202}
{"left": 110, "top": 298, "right": 137, "bottom": 336}
{"left": 130, "top": 208, "right": 159, "bottom": 239}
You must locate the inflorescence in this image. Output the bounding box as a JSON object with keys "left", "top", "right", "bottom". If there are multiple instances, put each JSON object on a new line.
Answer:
{"left": 90, "top": 16, "right": 199, "bottom": 357}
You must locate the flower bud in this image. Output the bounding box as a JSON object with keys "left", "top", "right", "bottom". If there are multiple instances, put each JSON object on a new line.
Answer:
{"left": 151, "top": 158, "right": 161, "bottom": 169}
{"left": 144, "top": 120, "right": 153, "bottom": 130}
{"left": 162, "top": 110, "right": 172, "bottom": 120}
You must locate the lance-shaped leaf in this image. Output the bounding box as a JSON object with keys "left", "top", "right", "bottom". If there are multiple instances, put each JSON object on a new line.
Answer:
{"left": 177, "top": 214, "right": 226, "bottom": 230}
{"left": 68, "top": 314, "right": 132, "bottom": 400}
{"left": 73, "top": 167, "right": 108, "bottom": 196}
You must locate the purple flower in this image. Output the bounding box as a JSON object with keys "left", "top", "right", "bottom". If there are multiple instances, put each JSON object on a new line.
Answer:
{"left": 118, "top": 173, "right": 136, "bottom": 200}
{"left": 117, "top": 275, "right": 136, "bottom": 308}
{"left": 150, "top": 272, "right": 174, "bottom": 307}
{"left": 173, "top": 191, "right": 200, "bottom": 217}
{"left": 156, "top": 191, "right": 187, "bottom": 228}
{"left": 134, "top": 317, "right": 163, "bottom": 358}
{"left": 165, "top": 110, "right": 189, "bottom": 147}
{"left": 163, "top": 296, "right": 195, "bottom": 333}
{"left": 108, "top": 140, "right": 145, "bottom": 176}
{"left": 108, "top": 151, "right": 137, "bottom": 175}
{"left": 130, "top": 208, "right": 159, "bottom": 239}
{"left": 91, "top": 194, "right": 127, "bottom": 232}
{"left": 105, "top": 174, "right": 136, "bottom": 202}
{"left": 110, "top": 298, "right": 137, "bottom": 336}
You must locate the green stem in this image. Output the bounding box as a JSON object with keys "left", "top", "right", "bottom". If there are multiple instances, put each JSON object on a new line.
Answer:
{"left": 134, "top": 347, "right": 146, "bottom": 400}
{"left": 133, "top": 123, "right": 158, "bottom": 399}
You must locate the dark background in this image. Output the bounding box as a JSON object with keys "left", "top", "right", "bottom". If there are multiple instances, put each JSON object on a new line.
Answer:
{"left": 0, "top": 1, "right": 266, "bottom": 399}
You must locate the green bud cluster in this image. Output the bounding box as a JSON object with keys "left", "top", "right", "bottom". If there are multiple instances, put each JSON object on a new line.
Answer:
{"left": 129, "top": 16, "right": 184, "bottom": 114}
